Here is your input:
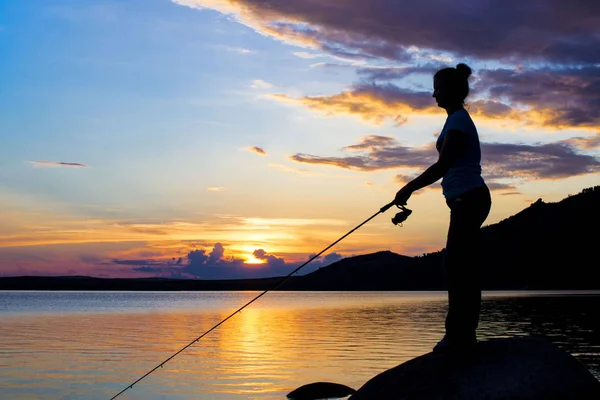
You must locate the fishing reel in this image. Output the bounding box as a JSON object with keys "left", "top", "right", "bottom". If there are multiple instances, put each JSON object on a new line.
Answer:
{"left": 391, "top": 205, "right": 412, "bottom": 227}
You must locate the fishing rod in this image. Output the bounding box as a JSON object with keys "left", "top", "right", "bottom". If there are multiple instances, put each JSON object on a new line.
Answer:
{"left": 109, "top": 201, "right": 411, "bottom": 399}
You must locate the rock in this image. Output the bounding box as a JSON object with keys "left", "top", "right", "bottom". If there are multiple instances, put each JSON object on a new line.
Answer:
{"left": 349, "top": 337, "right": 600, "bottom": 400}
{"left": 287, "top": 381, "right": 356, "bottom": 400}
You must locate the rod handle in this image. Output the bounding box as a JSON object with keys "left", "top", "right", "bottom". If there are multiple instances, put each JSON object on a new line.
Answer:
{"left": 380, "top": 201, "right": 395, "bottom": 213}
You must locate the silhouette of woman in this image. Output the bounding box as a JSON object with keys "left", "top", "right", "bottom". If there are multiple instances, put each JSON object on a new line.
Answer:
{"left": 393, "top": 63, "right": 492, "bottom": 353}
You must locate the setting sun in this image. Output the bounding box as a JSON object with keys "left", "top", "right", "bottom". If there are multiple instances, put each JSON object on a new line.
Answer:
{"left": 245, "top": 255, "right": 267, "bottom": 265}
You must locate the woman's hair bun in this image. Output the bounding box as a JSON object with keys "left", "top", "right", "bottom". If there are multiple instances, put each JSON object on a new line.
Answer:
{"left": 456, "top": 63, "right": 472, "bottom": 79}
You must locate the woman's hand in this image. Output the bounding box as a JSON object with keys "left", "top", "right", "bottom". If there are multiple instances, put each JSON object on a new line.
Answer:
{"left": 394, "top": 185, "right": 413, "bottom": 206}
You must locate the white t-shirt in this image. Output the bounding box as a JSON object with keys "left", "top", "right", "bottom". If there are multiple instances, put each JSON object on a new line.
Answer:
{"left": 435, "top": 109, "right": 486, "bottom": 199}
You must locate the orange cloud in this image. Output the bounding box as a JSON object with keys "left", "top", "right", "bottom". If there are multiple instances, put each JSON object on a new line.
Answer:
{"left": 173, "top": 0, "right": 323, "bottom": 50}
{"left": 270, "top": 84, "right": 600, "bottom": 134}
{"left": 245, "top": 146, "right": 267, "bottom": 155}
{"left": 269, "top": 86, "right": 432, "bottom": 126}
{"left": 0, "top": 212, "right": 351, "bottom": 256}
{"left": 562, "top": 136, "right": 600, "bottom": 149}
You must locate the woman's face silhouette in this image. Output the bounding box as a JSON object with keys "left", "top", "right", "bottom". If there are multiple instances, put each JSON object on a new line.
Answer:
{"left": 432, "top": 77, "right": 448, "bottom": 109}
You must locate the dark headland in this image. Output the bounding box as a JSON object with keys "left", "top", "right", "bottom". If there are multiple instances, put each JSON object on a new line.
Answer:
{"left": 1, "top": 186, "right": 598, "bottom": 291}
{"left": 288, "top": 337, "right": 600, "bottom": 400}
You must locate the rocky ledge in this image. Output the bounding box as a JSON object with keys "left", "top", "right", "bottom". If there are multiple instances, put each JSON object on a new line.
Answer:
{"left": 288, "top": 337, "right": 600, "bottom": 400}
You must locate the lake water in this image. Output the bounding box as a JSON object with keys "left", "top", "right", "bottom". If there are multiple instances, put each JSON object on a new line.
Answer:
{"left": 1, "top": 291, "right": 599, "bottom": 399}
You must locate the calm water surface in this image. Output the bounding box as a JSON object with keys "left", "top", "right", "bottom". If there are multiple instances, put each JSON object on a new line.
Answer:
{"left": 1, "top": 291, "right": 599, "bottom": 399}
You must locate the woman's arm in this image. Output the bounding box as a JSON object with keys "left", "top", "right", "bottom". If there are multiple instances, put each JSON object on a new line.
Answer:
{"left": 394, "top": 129, "right": 465, "bottom": 204}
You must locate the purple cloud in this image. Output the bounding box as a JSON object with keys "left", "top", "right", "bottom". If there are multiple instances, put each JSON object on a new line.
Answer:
{"left": 289, "top": 135, "right": 600, "bottom": 187}
{"left": 500, "top": 192, "right": 522, "bottom": 196}
{"left": 177, "top": 0, "right": 600, "bottom": 65}
{"left": 253, "top": 249, "right": 286, "bottom": 268}
{"left": 482, "top": 141, "right": 600, "bottom": 179}
{"left": 31, "top": 161, "right": 89, "bottom": 168}
{"left": 113, "top": 259, "right": 167, "bottom": 266}
{"left": 475, "top": 66, "right": 600, "bottom": 128}
{"left": 114, "top": 243, "right": 345, "bottom": 279}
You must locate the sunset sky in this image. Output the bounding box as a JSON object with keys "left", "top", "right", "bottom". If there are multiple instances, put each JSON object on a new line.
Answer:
{"left": 1, "top": 0, "right": 599, "bottom": 279}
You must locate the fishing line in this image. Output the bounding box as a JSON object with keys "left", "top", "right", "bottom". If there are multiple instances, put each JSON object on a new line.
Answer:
{"left": 109, "top": 201, "right": 401, "bottom": 399}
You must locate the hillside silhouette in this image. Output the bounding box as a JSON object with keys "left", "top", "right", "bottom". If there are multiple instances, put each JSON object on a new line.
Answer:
{"left": 1, "top": 186, "right": 598, "bottom": 291}
{"left": 285, "top": 185, "right": 600, "bottom": 290}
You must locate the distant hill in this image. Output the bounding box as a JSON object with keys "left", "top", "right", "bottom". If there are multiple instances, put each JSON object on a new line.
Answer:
{"left": 283, "top": 251, "right": 442, "bottom": 290}
{"left": 1, "top": 186, "right": 598, "bottom": 291}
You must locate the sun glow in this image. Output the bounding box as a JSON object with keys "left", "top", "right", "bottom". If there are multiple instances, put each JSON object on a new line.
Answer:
{"left": 245, "top": 255, "right": 266, "bottom": 265}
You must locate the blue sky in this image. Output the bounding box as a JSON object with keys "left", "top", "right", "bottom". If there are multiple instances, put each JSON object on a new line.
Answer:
{"left": 1, "top": 0, "right": 598, "bottom": 278}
